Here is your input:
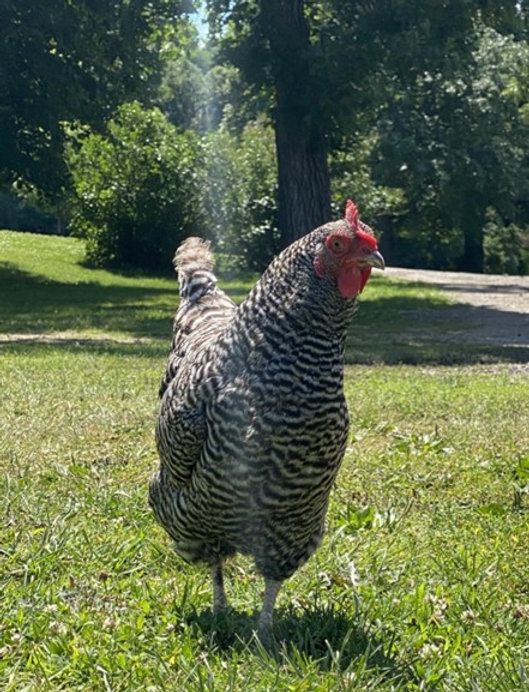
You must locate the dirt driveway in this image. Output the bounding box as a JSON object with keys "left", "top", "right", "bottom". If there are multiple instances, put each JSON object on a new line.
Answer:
{"left": 386, "top": 267, "right": 529, "bottom": 349}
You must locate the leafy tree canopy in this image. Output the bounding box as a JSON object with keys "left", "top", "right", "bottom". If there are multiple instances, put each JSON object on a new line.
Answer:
{"left": 205, "top": 1, "right": 529, "bottom": 270}
{"left": 375, "top": 25, "right": 529, "bottom": 270}
{"left": 0, "top": 0, "right": 192, "bottom": 205}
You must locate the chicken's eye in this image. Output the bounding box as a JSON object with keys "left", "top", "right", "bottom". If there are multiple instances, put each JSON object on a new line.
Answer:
{"left": 327, "top": 235, "right": 346, "bottom": 253}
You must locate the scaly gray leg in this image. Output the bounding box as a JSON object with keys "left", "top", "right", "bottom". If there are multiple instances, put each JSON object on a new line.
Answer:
{"left": 257, "top": 578, "right": 282, "bottom": 639}
{"left": 211, "top": 562, "right": 228, "bottom": 613}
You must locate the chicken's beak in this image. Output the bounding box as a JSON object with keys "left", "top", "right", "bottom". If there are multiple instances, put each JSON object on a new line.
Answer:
{"left": 364, "top": 249, "right": 385, "bottom": 270}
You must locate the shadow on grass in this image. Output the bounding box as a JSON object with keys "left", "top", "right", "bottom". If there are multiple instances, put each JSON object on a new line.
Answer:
{"left": 346, "top": 292, "right": 529, "bottom": 365}
{"left": 0, "top": 262, "right": 249, "bottom": 342}
{"left": 1, "top": 260, "right": 528, "bottom": 365}
{"left": 0, "top": 262, "right": 173, "bottom": 339}
{"left": 0, "top": 338, "right": 170, "bottom": 360}
{"left": 184, "top": 605, "right": 411, "bottom": 682}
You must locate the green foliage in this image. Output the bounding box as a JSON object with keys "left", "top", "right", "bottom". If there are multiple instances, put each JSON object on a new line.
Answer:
{"left": 158, "top": 23, "right": 246, "bottom": 134}
{"left": 0, "top": 192, "right": 55, "bottom": 234}
{"left": 67, "top": 105, "right": 279, "bottom": 273}
{"left": 513, "top": 456, "right": 529, "bottom": 509}
{"left": 330, "top": 135, "right": 405, "bottom": 221}
{"left": 376, "top": 26, "right": 529, "bottom": 273}
{"left": 66, "top": 102, "right": 204, "bottom": 269}
{"left": 390, "top": 226, "right": 466, "bottom": 272}
{"left": 204, "top": 121, "right": 279, "bottom": 272}
{"left": 4, "top": 0, "right": 529, "bottom": 274}
{"left": 206, "top": 0, "right": 529, "bottom": 255}
{"left": 483, "top": 208, "right": 529, "bottom": 275}
{"left": 0, "top": 0, "right": 193, "bottom": 205}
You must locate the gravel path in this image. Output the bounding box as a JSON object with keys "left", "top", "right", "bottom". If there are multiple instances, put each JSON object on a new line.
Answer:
{"left": 386, "top": 267, "right": 529, "bottom": 348}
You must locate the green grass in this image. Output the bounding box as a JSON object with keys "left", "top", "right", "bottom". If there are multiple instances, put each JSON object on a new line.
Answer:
{"left": 0, "top": 231, "right": 251, "bottom": 344}
{"left": 1, "top": 230, "right": 529, "bottom": 690}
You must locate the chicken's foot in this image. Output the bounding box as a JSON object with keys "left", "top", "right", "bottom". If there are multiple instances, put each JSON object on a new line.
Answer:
{"left": 257, "top": 577, "right": 282, "bottom": 641}
{"left": 211, "top": 561, "right": 228, "bottom": 612}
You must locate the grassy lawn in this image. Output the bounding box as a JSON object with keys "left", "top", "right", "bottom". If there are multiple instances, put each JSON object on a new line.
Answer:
{"left": 1, "top": 230, "right": 528, "bottom": 690}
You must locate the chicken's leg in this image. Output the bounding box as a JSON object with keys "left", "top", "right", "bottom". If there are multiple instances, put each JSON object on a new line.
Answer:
{"left": 257, "top": 577, "right": 282, "bottom": 639}
{"left": 211, "top": 561, "right": 227, "bottom": 612}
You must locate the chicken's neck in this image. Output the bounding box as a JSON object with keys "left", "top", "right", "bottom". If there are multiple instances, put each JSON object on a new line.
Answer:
{"left": 228, "top": 242, "right": 358, "bottom": 359}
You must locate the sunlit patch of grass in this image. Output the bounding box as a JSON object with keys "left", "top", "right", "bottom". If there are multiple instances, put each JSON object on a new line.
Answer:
{"left": 0, "top": 230, "right": 255, "bottom": 342}
{"left": 2, "top": 352, "right": 529, "bottom": 689}
{"left": 1, "top": 231, "right": 529, "bottom": 689}
{"left": 4, "top": 229, "right": 524, "bottom": 365}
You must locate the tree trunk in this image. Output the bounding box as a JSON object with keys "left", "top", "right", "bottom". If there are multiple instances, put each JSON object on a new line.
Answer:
{"left": 459, "top": 231, "right": 483, "bottom": 272}
{"left": 261, "top": 0, "right": 331, "bottom": 246}
{"left": 459, "top": 205, "right": 484, "bottom": 272}
{"left": 275, "top": 115, "right": 331, "bottom": 246}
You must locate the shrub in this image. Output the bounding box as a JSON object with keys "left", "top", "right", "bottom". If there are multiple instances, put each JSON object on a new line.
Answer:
{"left": 483, "top": 208, "right": 529, "bottom": 275}
{"left": 391, "top": 224, "right": 466, "bottom": 270}
{"left": 203, "top": 121, "right": 279, "bottom": 273}
{"left": 66, "top": 102, "right": 204, "bottom": 270}
{"left": 0, "top": 191, "right": 56, "bottom": 234}
{"left": 330, "top": 136, "right": 405, "bottom": 222}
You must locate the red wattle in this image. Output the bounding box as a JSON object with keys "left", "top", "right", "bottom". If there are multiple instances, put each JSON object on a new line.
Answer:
{"left": 337, "top": 267, "right": 362, "bottom": 298}
{"left": 337, "top": 267, "right": 372, "bottom": 298}
{"left": 359, "top": 268, "right": 372, "bottom": 292}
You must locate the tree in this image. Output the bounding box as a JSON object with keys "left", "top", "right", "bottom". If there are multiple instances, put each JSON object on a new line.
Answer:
{"left": 208, "top": 0, "right": 334, "bottom": 244}
{"left": 375, "top": 26, "right": 529, "bottom": 272}
{"left": 207, "top": 0, "right": 519, "bottom": 248}
{"left": 157, "top": 23, "right": 245, "bottom": 133}
{"left": 66, "top": 102, "right": 203, "bottom": 269}
{"left": 260, "top": 1, "right": 331, "bottom": 244}
{"left": 0, "top": 0, "right": 192, "bottom": 207}
{"left": 204, "top": 120, "right": 279, "bottom": 271}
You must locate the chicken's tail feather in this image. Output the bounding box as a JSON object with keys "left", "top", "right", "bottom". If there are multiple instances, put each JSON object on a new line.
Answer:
{"left": 173, "top": 237, "right": 217, "bottom": 302}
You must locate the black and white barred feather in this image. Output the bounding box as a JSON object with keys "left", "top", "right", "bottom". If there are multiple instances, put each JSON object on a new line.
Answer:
{"left": 150, "top": 222, "right": 358, "bottom": 581}
{"left": 158, "top": 238, "right": 236, "bottom": 398}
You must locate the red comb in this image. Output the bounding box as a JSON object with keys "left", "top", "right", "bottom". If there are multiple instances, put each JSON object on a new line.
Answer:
{"left": 345, "top": 199, "right": 359, "bottom": 229}
{"left": 345, "top": 199, "right": 377, "bottom": 249}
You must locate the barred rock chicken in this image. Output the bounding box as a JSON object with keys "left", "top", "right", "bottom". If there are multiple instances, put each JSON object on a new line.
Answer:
{"left": 149, "top": 201, "right": 384, "bottom": 635}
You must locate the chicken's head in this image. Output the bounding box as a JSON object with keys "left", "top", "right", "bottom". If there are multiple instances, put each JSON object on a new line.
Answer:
{"left": 313, "top": 200, "right": 385, "bottom": 299}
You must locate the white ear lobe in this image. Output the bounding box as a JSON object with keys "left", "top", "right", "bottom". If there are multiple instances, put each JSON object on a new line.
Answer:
{"left": 313, "top": 256, "right": 326, "bottom": 278}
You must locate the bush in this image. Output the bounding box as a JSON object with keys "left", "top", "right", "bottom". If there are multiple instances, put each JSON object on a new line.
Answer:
{"left": 390, "top": 224, "right": 465, "bottom": 270}
{"left": 330, "top": 136, "right": 405, "bottom": 221}
{"left": 203, "top": 121, "right": 279, "bottom": 273}
{"left": 0, "top": 192, "right": 56, "bottom": 234}
{"left": 66, "top": 102, "right": 204, "bottom": 270}
{"left": 483, "top": 208, "right": 529, "bottom": 275}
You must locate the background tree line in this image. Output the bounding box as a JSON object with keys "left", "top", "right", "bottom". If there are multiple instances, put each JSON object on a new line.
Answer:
{"left": 1, "top": 0, "right": 529, "bottom": 274}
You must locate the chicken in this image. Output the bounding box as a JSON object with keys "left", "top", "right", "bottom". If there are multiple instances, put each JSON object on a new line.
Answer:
{"left": 149, "top": 200, "right": 384, "bottom": 635}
